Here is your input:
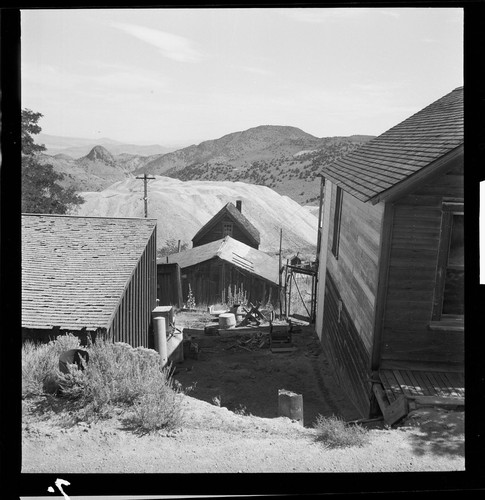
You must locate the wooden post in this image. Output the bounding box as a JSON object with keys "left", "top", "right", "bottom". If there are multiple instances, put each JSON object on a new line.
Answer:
{"left": 278, "top": 228, "right": 283, "bottom": 316}
{"left": 278, "top": 389, "right": 304, "bottom": 425}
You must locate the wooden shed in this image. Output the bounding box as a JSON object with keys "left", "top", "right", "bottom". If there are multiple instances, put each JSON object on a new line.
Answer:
{"left": 192, "top": 200, "right": 260, "bottom": 249}
{"left": 22, "top": 214, "right": 158, "bottom": 347}
{"left": 165, "top": 236, "right": 280, "bottom": 306}
{"left": 315, "top": 87, "right": 464, "bottom": 418}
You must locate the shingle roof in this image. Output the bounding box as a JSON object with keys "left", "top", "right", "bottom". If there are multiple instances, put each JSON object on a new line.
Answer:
{"left": 22, "top": 214, "right": 157, "bottom": 331}
{"left": 163, "top": 236, "right": 279, "bottom": 285}
{"left": 321, "top": 87, "right": 464, "bottom": 203}
{"left": 192, "top": 202, "right": 261, "bottom": 246}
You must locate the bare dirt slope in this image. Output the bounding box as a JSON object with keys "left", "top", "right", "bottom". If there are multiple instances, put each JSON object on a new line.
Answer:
{"left": 75, "top": 176, "right": 319, "bottom": 253}
{"left": 22, "top": 321, "right": 464, "bottom": 474}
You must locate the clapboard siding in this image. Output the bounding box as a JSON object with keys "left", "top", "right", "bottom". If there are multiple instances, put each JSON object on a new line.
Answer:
{"left": 107, "top": 229, "right": 157, "bottom": 348}
{"left": 327, "top": 183, "right": 383, "bottom": 349}
{"left": 380, "top": 164, "right": 463, "bottom": 369}
{"left": 180, "top": 258, "right": 278, "bottom": 307}
{"left": 320, "top": 272, "right": 372, "bottom": 417}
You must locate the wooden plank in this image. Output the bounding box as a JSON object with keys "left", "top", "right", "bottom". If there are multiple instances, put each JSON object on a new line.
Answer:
{"left": 379, "top": 370, "right": 399, "bottom": 403}
{"left": 405, "top": 370, "right": 425, "bottom": 396}
{"left": 434, "top": 372, "right": 454, "bottom": 397}
{"left": 442, "top": 372, "right": 465, "bottom": 397}
{"left": 372, "top": 384, "right": 408, "bottom": 426}
{"left": 400, "top": 370, "right": 421, "bottom": 397}
{"left": 392, "top": 370, "right": 413, "bottom": 397}
{"left": 413, "top": 395, "right": 465, "bottom": 408}
{"left": 423, "top": 371, "right": 443, "bottom": 397}
{"left": 444, "top": 372, "right": 465, "bottom": 397}
{"left": 412, "top": 371, "right": 433, "bottom": 396}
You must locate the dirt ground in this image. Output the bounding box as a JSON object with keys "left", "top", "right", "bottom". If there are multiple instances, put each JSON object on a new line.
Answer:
{"left": 21, "top": 311, "right": 465, "bottom": 474}
{"left": 173, "top": 312, "right": 359, "bottom": 426}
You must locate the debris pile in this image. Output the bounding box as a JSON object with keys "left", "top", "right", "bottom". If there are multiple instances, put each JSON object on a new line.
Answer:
{"left": 224, "top": 331, "right": 268, "bottom": 352}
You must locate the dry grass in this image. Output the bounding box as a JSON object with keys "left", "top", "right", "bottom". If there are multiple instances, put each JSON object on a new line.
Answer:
{"left": 313, "top": 415, "right": 369, "bottom": 449}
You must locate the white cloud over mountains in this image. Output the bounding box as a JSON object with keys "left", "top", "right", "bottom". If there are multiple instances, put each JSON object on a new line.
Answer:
{"left": 110, "top": 22, "right": 204, "bottom": 63}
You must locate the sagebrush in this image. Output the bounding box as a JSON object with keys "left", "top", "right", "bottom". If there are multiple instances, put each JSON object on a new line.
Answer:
{"left": 22, "top": 334, "right": 184, "bottom": 432}
{"left": 313, "top": 415, "right": 369, "bottom": 448}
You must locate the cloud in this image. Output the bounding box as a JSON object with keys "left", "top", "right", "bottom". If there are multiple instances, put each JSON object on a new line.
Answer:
{"left": 110, "top": 22, "right": 204, "bottom": 63}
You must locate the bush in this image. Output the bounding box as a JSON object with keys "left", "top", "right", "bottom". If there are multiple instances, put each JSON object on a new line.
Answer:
{"left": 22, "top": 333, "right": 81, "bottom": 397}
{"left": 23, "top": 335, "right": 184, "bottom": 432}
{"left": 313, "top": 415, "right": 369, "bottom": 449}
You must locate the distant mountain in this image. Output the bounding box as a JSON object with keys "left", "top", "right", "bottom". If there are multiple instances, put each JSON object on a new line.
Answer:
{"left": 38, "top": 126, "right": 374, "bottom": 204}
{"left": 36, "top": 145, "right": 142, "bottom": 192}
{"left": 74, "top": 176, "right": 320, "bottom": 255}
{"left": 37, "top": 133, "right": 179, "bottom": 158}
{"left": 134, "top": 126, "right": 374, "bottom": 204}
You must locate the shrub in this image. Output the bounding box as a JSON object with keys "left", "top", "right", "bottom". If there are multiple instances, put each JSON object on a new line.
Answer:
{"left": 186, "top": 284, "right": 196, "bottom": 310}
{"left": 22, "top": 333, "right": 81, "bottom": 397}
{"left": 23, "top": 335, "right": 184, "bottom": 432}
{"left": 313, "top": 415, "right": 369, "bottom": 449}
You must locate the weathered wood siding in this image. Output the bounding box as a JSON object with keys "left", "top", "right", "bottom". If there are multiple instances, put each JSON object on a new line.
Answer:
{"left": 326, "top": 183, "right": 384, "bottom": 353}
{"left": 107, "top": 229, "right": 157, "bottom": 348}
{"left": 157, "top": 263, "right": 183, "bottom": 308}
{"left": 320, "top": 272, "right": 373, "bottom": 417}
{"left": 380, "top": 165, "right": 464, "bottom": 371}
{"left": 316, "top": 181, "right": 384, "bottom": 417}
{"left": 193, "top": 215, "right": 258, "bottom": 249}
{"left": 180, "top": 258, "right": 278, "bottom": 307}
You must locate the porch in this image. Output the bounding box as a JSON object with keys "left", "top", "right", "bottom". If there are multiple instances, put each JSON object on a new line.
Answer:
{"left": 379, "top": 368, "right": 464, "bottom": 408}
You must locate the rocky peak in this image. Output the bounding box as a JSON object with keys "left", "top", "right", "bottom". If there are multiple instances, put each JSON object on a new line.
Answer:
{"left": 84, "top": 145, "right": 115, "bottom": 164}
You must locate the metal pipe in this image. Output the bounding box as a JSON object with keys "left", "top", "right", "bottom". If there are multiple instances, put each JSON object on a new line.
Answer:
{"left": 153, "top": 316, "right": 168, "bottom": 367}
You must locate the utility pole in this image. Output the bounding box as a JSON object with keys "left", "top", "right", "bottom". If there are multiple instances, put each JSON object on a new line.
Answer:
{"left": 135, "top": 173, "right": 155, "bottom": 217}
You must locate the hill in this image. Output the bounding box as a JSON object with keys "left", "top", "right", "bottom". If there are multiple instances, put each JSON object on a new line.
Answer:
{"left": 73, "top": 176, "right": 320, "bottom": 255}
{"left": 36, "top": 146, "right": 142, "bottom": 192}
{"left": 37, "top": 126, "right": 374, "bottom": 204}
{"left": 134, "top": 126, "right": 374, "bottom": 204}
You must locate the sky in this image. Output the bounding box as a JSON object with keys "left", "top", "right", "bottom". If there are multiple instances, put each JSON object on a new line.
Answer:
{"left": 21, "top": 7, "right": 463, "bottom": 147}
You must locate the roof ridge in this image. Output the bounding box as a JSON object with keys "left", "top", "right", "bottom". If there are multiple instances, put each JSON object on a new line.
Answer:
{"left": 22, "top": 213, "right": 158, "bottom": 221}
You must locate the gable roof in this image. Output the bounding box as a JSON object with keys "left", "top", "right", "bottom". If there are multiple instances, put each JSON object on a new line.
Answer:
{"left": 192, "top": 202, "right": 260, "bottom": 247}
{"left": 321, "top": 87, "right": 464, "bottom": 203}
{"left": 163, "top": 236, "right": 279, "bottom": 285}
{"left": 22, "top": 214, "right": 157, "bottom": 331}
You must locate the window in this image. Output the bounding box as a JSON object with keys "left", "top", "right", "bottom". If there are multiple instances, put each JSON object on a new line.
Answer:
{"left": 331, "top": 186, "right": 343, "bottom": 258}
{"left": 432, "top": 200, "right": 464, "bottom": 324}
{"left": 222, "top": 222, "right": 233, "bottom": 237}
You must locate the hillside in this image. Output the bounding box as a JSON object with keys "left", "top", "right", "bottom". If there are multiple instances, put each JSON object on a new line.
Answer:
{"left": 73, "top": 176, "right": 320, "bottom": 255}
{"left": 37, "top": 126, "right": 374, "bottom": 204}
{"left": 134, "top": 126, "right": 374, "bottom": 204}
{"left": 36, "top": 146, "right": 144, "bottom": 192}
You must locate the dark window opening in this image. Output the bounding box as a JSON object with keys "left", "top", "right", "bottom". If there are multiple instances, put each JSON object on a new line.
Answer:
{"left": 432, "top": 201, "right": 464, "bottom": 325}
{"left": 331, "top": 186, "right": 343, "bottom": 258}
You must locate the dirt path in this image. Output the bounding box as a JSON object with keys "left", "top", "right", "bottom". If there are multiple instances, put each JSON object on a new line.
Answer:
{"left": 22, "top": 395, "right": 464, "bottom": 473}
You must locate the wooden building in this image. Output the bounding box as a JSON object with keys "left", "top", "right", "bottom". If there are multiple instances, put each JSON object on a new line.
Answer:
{"left": 157, "top": 263, "right": 183, "bottom": 308}
{"left": 315, "top": 87, "right": 464, "bottom": 418}
{"left": 22, "top": 214, "right": 158, "bottom": 347}
{"left": 165, "top": 236, "right": 279, "bottom": 306}
{"left": 192, "top": 200, "right": 260, "bottom": 249}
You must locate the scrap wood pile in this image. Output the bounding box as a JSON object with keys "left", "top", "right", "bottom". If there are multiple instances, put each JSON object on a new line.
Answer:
{"left": 224, "top": 331, "right": 268, "bottom": 351}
